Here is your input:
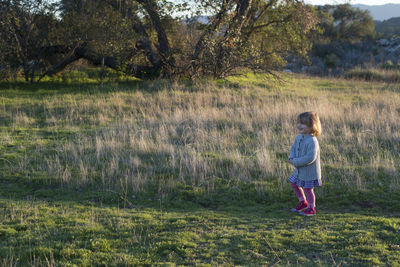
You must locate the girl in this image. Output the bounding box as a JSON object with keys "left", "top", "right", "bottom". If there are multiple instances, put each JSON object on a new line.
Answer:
{"left": 288, "top": 111, "right": 322, "bottom": 216}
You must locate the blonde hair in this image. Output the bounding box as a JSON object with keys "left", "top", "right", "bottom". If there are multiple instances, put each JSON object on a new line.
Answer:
{"left": 298, "top": 111, "right": 322, "bottom": 137}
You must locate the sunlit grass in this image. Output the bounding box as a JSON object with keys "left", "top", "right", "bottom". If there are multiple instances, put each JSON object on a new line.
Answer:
{"left": 1, "top": 73, "right": 399, "bottom": 197}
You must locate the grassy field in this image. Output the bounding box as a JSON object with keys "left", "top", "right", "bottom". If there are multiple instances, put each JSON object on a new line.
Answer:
{"left": 0, "top": 73, "right": 399, "bottom": 265}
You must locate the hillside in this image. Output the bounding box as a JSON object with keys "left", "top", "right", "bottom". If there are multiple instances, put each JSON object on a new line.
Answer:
{"left": 354, "top": 3, "right": 400, "bottom": 21}
{"left": 375, "top": 17, "right": 400, "bottom": 37}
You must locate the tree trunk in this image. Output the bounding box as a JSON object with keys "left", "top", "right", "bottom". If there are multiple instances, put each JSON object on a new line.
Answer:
{"left": 105, "top": 0, "right": 174, "bottom": 78}
{"left": 23, "top": 62, "right": 29, "bottom": 83}
{"left": 136, "top": 0, "right": 175, "bottom": 76}
{"left": 38, "top": 43, "right": 161, "bottom": 81}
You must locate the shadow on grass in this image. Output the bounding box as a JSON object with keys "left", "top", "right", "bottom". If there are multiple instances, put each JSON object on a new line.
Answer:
{"left": 0, "top": 185, "right": 399, "bottom": 266}
{"left": 1, "top": 172, "right": 400, "bottom": 217}
{"left": 0, "top": 80, "right": 142, "bottom": 96}
{"left": 0, "top": 79, "right": 202, "bottom": 97}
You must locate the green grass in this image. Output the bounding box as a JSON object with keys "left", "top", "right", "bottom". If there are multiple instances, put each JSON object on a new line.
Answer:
{"left": 1, "top": 72, "right": 400, "bottom": 265}
{"left": 1, "top": 196, "right": 399, "bottom": 266}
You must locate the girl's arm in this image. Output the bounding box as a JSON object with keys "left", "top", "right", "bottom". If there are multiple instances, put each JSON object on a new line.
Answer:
{"left": 292, "top": 139, "right": 318, "bottom": 167}
{"left": 288, "top": 136, "right": 297, "bottom": 160}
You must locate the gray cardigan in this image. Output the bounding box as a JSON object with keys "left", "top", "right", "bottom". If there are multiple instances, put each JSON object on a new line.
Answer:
{"left": 289, "top": 134, "right": 321, "bottom": 181}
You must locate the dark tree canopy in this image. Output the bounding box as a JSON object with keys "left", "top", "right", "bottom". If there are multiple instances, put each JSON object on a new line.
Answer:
{"left": 307, "top": 4, "right": 376, "bottom": 73}
{"left": 0, "top": 0, "right": 59, "bottom": 82}
{"left": 1, "top": 0, "right": 319, "bottom": 82}
{"left": 315, "top": 4, "right": 375, "bottom": 44}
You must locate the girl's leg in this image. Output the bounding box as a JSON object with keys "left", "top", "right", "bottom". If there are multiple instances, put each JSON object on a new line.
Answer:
{"left": 291, "top": 183, "right": 306, "bottom": 202}
{"left": 304, "top": 188, "right": 315, "bottom": 209}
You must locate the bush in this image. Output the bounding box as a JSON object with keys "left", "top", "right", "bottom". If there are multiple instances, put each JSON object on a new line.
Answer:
{"left": 0, "top": 64, "right": 15, "bottom": 81}
{"left": 382, "top": 60, "right": 394, "bottom": 70}
{"left": 325, "top": 53, "right": 340, "bottom": 69}
{"left": 344, "top": 66, "right": 400, "bottom": 82}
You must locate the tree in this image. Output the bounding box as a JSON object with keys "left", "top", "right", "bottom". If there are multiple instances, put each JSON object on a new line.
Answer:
{"left": 315, "top": 4, "right": 375, "bottom": 43}
{"left": 1, "top": 0, "right": 319, "bottom": 81}
{"left": 187, "top": 0, "right": 318, "bottom": 78}
{"left": 0, "top": 0, "right": 58, "bottom": 83}
{"left": 309, "top": 4, "right": 376, "bottom": 73}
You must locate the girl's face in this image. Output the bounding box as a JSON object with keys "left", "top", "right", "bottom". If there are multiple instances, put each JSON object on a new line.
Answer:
{"left": 297, "top": 122, "right": 312, "bottom": 135}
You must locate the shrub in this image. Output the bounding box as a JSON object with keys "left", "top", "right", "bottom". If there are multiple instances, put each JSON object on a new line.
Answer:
{"left": 344, "top": 66, "right": 400, "bottom": 82}
{"left": 382, "top": 60, "right": 394, "bottom": 70}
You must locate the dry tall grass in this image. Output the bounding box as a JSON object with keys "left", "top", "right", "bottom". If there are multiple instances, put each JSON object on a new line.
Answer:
{"left": 2, "top": 74, "right": 399, "bottom": 198}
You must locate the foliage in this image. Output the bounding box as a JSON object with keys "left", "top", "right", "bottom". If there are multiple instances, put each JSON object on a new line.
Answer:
{"left": 0, "top": 0, "right": 59, "bottom": 83}
{"left": 58, "top": 0, "right": 139, "bottom": 67}
{"left": 188, "top": 0, "right": 318, "bottom": 78}
{"left": 303, "top": 4, "right": 376, "bottom": 75}
{"left": 315, "top": 4, "right": 375, "bottom": 43}
{"left": 0, "top": 0, "right": 319, "bottom": 81}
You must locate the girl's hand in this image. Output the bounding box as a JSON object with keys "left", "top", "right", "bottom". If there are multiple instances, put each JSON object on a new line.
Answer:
{"left": 288, "top": 159, "right": 294, "bottom": 165}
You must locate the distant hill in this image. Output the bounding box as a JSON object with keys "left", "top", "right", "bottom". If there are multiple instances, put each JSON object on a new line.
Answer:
{"left": 353, "top": 4, "right": 400, "bottom": 21}
{"left": 375, "top": 17, "right": 400, "bottom": 37}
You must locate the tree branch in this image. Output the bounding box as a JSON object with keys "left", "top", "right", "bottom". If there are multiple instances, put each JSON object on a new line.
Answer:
{"left": 37, "top": 43, "right": 155, "bottom": 81}
{"left": 192, "top": 0, "right": 230, "bottom": 61}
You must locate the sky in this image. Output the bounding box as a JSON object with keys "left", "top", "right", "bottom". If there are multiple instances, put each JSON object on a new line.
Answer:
{"left": 305, "top": 0, "right": 400, "bottom": 5}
